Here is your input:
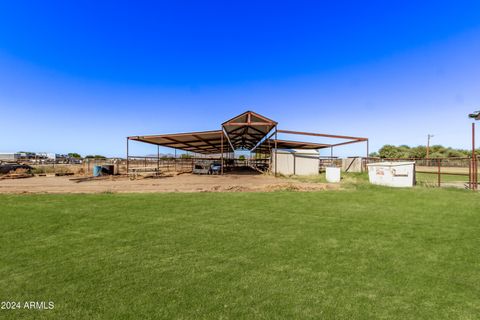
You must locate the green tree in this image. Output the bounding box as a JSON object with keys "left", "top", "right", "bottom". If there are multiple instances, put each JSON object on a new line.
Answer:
{"left": 429, "top": 152, "right": 444, "bottom": 159}
{"left": 238, "top": 155, "right": 246, "bottom": 160}
{"left": 68, "top": 153, "right": 82, "bottom": 158}
{"left": 430, "top": 145, "right": 445, "bottom": 155}
{"left": 376, "top": 144, "right": 475, "bottom": 159}
{"left": 410, "top": 146, "right": 427, "bottom": 158}
{"left": 378, "top": 145, "right": 401, "bottom": 158}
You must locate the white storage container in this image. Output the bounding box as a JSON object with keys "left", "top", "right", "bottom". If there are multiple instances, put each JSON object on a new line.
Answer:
{"left": 326, "top": 167, "right": 341, "bottom": 183}
{"left": 367, "top": 162, "right": 416, "bottom": 188}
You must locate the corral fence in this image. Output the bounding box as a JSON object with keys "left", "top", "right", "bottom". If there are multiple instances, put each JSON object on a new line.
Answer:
{"left": 23, "top": 156, "right": 265, "bottom": 177}
{"left": 126, "top": 156, "right": 198, "bottom": 175}
{"left": 17, "top": 155, "right": 480, "bottom": 189}
{"left": 319, "top": 157, "right": 343, "bottom": 172}
{"left": 363, "top": 157, "right": 479, "bottom": 189}
{"left": 126, "top": 156, "right": 270, "bottom": 175}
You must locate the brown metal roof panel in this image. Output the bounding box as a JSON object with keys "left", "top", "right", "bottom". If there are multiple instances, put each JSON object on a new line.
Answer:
{"left": 129, "top": 129, "right": 224, "bottom": 140}
{"left": 222, "top": 111, "right": 277, "bottom": 126}
{"left": 130, "top": 130, "right": 232, "bottom": 154}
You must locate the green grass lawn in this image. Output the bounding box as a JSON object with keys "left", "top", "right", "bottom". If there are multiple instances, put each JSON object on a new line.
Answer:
{"left": 416, "top": 172, "right": 469, "bottom": 185}
{"left": 1, "top": 188, "right": 480, "bottom": 319}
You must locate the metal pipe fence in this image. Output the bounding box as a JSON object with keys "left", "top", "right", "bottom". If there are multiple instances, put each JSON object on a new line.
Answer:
{"left": 126, "top": 156, "right": 197, "bottom": 175}
{"left": 363, "top": 157, "right": 477, "bottom": 189}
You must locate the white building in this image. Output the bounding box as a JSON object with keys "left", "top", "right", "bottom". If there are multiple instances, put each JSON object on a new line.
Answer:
{"left": 0, "top": 152, "right": 20, "bottom": 162}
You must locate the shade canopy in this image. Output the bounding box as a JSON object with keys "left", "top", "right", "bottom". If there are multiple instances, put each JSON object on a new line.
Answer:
{"left": 128, "top": 110, "right": 367, "bottom": 155}
{"left": 129, "top": 130, "right": 233, "bottom": 155}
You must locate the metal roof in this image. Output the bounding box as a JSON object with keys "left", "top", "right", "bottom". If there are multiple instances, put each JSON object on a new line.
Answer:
{"left": 128, "top": 111, "right": 367, "bottom": 155}
{"left": 129, "top": 130, "right": 233, "bottom": 155}
{"left": 222, "top": 111, "right": 277, "bottom": 150}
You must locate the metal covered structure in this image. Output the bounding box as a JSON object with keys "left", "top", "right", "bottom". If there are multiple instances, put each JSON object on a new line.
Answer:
{"left": 127, "top": 111, "right": 368, "bottom": 175}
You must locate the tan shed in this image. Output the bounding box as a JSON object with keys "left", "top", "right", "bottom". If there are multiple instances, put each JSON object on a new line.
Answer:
{"left": 271, "top": 149, "right": 319, "bottom": 176}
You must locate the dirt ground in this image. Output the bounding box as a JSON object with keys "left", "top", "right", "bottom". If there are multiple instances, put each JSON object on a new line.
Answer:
{"left": 0, "top": 173, "right": 338, "bottom": 194}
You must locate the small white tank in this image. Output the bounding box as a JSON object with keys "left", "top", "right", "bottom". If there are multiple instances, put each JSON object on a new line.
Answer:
{"left": 326, "top": 167, "right": 341, "bottom": 183}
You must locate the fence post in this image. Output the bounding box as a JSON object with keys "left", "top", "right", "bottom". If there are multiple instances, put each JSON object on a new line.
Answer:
{"left": 126, "top": 137, "right": 129, "bottom": 175}
{"left": 475, "top": 155, "right": 478, "bottom": 190}
{"left": 474, "top": 156, "right": 478, "bottom": 190}
{"left": 469, "top": 159, "right": 472, "bottom": 189}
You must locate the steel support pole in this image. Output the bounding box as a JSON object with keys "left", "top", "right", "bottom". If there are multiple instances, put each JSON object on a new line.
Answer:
{"left": 366, "top": 139, "right": 369, "bottom": 158}
{"left": 469, "top": 158, "right": 472, "bottom": 190}
{"left": 473, "top": 123, "right": 477, "bottom": 190}
{"left": 473, "top": 156, "right": 478, "bottom": 190}
{"left": 293, "top": 153, "right": 296, "bottom": 175}
{"left": 126, "top": 137, "right": 129, "bottom": 175}
{"left": 274, "top": 126, "right": 278, "bottom": 176}
{"left": 157, "top": 145, "right": 160, "bottom": 174}
{"left": 174, "top": 148, "right": 177, "bottom": 172}
{"left": 221, "top": 131, "right": 224, "bottom": 175}
{"left": 366, "top": 139, "right": 369, "bottom": 172}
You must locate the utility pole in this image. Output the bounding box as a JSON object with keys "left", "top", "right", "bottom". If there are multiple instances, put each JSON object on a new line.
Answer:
{"left": 473, "top": 123, "right": 476, "bottom": 190}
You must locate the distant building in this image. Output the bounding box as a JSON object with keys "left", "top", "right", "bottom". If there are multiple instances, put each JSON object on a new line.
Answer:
{"left": 0, "top": 152, "right": 21, "bottom": 162}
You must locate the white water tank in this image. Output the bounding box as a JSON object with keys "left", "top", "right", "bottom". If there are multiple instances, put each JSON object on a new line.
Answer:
{"left": 326, "top": 167, "right": 341, "bottom": 183}
{"left": 367, "top": 162, "right": 416, "bottom": 187}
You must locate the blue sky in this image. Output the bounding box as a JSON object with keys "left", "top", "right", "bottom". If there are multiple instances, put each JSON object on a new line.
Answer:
{"left": 1, "top": 1, "right": 480, "bottom": 157}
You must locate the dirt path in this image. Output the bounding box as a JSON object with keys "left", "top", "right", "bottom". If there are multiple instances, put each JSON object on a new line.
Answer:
{"left": 0, "top": 174, "right": 337, "bottom": 194}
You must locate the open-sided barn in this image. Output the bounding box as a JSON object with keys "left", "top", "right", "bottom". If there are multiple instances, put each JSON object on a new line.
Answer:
{"left": 127, "top": 111, "right": 368, "bottom": 176}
